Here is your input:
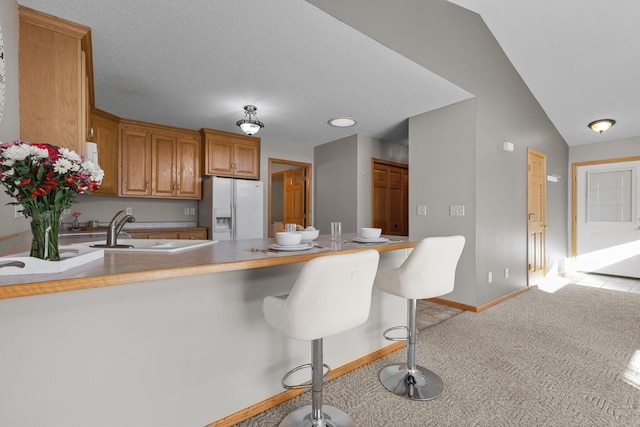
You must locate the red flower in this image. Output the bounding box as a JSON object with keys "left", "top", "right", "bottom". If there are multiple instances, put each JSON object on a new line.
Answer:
{"left": 18, "top": 177, "right": 32, "bottom": 187}
{"left": 30, "top": 187, "right": 47, "bottom": 198}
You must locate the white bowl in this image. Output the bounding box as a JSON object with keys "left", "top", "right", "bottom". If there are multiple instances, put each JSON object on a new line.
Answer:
{"left": 296, "top": 229, "right": 319, "bottom": 242}
{"left": 359, "top": 227, "right": 382, "bottom": 239}
{"left": 276, "top": 232, "right": 302, "bottom": 246}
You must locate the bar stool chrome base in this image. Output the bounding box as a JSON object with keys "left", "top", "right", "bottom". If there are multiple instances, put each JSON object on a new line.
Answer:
{"left": 279, "top": 404, "right": 354, "bottom": 427}
{"left": 379, "top": 363, "right": 444, "bottom": 400}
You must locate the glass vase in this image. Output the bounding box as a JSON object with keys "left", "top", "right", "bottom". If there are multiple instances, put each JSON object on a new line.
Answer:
{"left": 29, "top": 210, "right": 61, "bottom": 261}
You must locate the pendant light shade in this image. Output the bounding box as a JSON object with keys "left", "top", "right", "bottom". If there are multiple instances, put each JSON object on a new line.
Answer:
{"left": 236, "top": 105, "right": 264, "bottom": 136}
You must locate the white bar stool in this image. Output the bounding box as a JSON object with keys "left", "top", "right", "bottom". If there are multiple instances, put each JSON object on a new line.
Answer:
{"left": 262, "top": 249, "right": 380, "bottom": 427}
{"left": 375, "top": 236, "right": 465, "bottom": 400}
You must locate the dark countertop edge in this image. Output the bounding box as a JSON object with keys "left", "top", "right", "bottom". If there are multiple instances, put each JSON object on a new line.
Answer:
{"left": 0, "top": 237, "right": 416, "bottom": 301}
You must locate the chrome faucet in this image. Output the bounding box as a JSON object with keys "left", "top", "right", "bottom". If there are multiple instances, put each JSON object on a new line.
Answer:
{"left": 106, "top": 210, "right": 136, "bottom": 247}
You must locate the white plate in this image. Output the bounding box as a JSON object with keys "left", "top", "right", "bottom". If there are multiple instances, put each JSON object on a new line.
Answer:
{"left": 353, "top": 237, "right": 389, "bottom": 243}
{"left": 269, "top": 243, "right": 314, "bottom": 251}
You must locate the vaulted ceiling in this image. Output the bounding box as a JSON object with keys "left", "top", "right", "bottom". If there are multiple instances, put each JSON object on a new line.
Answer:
{"left": 17, "top": 0, "right": 639, "bottom": 147}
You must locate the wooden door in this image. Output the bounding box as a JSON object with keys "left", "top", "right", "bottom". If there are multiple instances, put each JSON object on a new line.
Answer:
{"left": 372, "top": 159, "right": 409, "bottom": 235}
{"left": 283, "top": 168, "right": 306, "bottom": 226}
{"left": 527, "top": 148, "right": 546, "bottom": 285}
{"left": 176, "top": 137, "right": 201, "bottom": 199}
{"left": 151, "top": 134, "right": 177, "bottom": 197}
{"left": 120, "top": 127, "right": 151, "bottom": 196}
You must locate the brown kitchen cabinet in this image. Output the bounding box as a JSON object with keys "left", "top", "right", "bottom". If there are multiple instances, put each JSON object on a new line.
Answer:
{"left": 120, "top": 120, "right": 201, "bottom": 199}
{"left": 90, "top": 109, "right": 119, "bottom": 196}
{"left": 125, "top": 228, "right": 207, "bottom": 240}
{"left": 19, "top": 7, "right": 93, "bottom": 155}
{"left": 201, "top": 128, "right": 260, "bottom": 179}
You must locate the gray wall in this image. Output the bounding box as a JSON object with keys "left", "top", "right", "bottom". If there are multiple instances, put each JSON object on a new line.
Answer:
{"left": 310, "top": 0, "right": 570, "bottom": 306}
{"left": 0, "top": 0, "right": 27, "bottom": 237}
{"left": 356, "top": 135, "right": 408, "bottom": 229}
{"left": 315, "top": 134, "right": 409, "bottom": 236}
{"left": 314, "top": 135, "right": 359, "bottom": 234}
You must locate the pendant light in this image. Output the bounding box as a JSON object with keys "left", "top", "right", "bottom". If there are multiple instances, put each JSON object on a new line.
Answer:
{"left": 236, "top": 105, "right": 264, "bottom": 136}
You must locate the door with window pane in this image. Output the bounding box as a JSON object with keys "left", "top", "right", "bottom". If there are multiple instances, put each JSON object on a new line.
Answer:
{"left": 575, "top": 160, "right": 640, "bottom": 278}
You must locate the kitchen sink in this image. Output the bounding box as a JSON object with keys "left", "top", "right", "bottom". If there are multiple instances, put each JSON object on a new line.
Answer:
{"left": 74, "top": 239, "right": 217, "bottom": 253}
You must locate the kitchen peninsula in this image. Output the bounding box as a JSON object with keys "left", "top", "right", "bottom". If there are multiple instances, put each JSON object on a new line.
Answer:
{"left": 0, "top": 235, "right": 416, "bottom": 427}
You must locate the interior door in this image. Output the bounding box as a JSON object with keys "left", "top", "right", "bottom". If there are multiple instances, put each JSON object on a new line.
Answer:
{"left": 527, "top": 148, "right": 546, "bottom": 285}
{"left": 372, "top": 159, "right": 409, "bottom": 235}
{"left": 283, "top": 167, "right": 305, "bottom": 227}
{"left": 574, "top": 160, "right": 640, "bottom": 278}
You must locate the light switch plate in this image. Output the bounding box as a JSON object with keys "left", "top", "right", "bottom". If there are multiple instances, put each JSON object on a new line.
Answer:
{"left": 417, "top": 205, "right": 427, "bottom": 216}
{"left": 450, "top": 205, "right": 465, "bottom": 216}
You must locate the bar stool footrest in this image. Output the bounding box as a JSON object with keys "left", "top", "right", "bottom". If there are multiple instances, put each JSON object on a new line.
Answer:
{"left": 382, "top": 325, "right": 409, "bottom": 341}
{"left": 281, "top": 362, "right": 331, "bottom": 390}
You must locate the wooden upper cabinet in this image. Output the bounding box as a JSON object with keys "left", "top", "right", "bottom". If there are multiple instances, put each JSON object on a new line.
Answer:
{"left": 201, "top": 128, "right": 260, "bottom": 179}
{"left": 176, "top": 136, "right": 201, "bottom": 199}
{"left": 90, "top": 109, "right": 119, "bottom": 196}
{"left": 152, "top": 133, "right": 177, "bottom": 198}
{"left": 120, "top": 125, "right": 152, "bottom": 197}
{"left": 120, "top": 120, "right": 201, "bottom": 199}
{"left": 19, "top": 7, "right": 93, "bottom": 154}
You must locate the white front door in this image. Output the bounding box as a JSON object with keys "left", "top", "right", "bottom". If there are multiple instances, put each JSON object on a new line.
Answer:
{"left": 575, "top": 160, "right": 640, "bottom": 278}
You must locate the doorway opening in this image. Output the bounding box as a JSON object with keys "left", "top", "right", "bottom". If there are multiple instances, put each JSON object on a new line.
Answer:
{"left": 572, "top": 156, "right": 640, "bottom": 278}
{"left": 268, "top": 158, "right": 312, "bottom": 237}
{"left": 527, "top": 148, "right": 547, "bottom": 286}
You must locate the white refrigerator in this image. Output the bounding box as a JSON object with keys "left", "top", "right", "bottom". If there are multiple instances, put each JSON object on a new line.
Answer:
{"left": 199, "top": 176, "right": 264, "bottom": 240}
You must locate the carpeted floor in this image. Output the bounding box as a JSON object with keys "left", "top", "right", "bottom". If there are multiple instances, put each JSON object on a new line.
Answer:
{"left": 236, "top": 285, "right": 640, "bottom": 426}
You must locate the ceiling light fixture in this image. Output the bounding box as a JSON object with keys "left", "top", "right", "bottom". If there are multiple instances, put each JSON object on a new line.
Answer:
{"left": 588, "top": 119, "right": 615, "bottom": 134}
{"left": 328, "top": 116, "right": 357, "bottom": 127}
{"left": 236, "top": 105, "right": 264, "bottom": 136}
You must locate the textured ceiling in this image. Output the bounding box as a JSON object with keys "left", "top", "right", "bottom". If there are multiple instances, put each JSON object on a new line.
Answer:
{"left": 448, "top": 0, "right": 640, "bottom": 146}
{"left": 17, "top": 0, "right": 636, "bottom": 147}
{"left": 16, "top": 0, "right": 472, "bottom": 146}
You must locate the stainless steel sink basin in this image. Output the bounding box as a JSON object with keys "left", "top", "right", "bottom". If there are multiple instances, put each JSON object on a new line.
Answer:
{"left": 75, "top": 239, "right": 217, "bottom": 253}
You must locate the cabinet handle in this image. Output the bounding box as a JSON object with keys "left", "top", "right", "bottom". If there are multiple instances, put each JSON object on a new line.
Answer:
{"left": 145, "top": 182, "right": 149, "bottom": 189}
{"left": 87, "top": 127, "right": 94, "bottom": 138}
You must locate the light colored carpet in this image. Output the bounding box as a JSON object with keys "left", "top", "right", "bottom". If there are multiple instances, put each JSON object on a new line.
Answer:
{"left": 236, "top": 285, "right": 640, "bottom": 426}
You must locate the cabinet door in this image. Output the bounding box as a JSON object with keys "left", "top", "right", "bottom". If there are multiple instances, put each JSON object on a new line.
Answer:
{"left": 19, "top": 10, "right": 89, "bottom": 154}
{"left": 120, "top": 127, "right": 151, "bottom": 196}
{"left": 147, "top": 232, "right": 180, "bottom": 239}
{"left": 234, "top": 141, "right": 260, "bottom": 178}
{"left": 152, "top": 134, "right": 177, "bottom": 197}
{"left": 91, "top": 111, "right": 119, "bottom": 196}
{"left": 178, "top": 230, "right": 207, "bottom": 240}
{"left": 176, "top": 137, "right": 202, "bottom": 199}
{"left": 205, "top": 139, "right": 234, "bottom": 176}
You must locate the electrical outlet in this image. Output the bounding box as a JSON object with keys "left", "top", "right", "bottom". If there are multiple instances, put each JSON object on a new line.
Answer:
{"left": 488, "top": 272, "right": 493, "bottom": 283}
{"left": 184, "top": 208, "right": 190, "bottom": 215}
{"left": 190, "top": 208, "right": 196, "bottom": 215}
{"left": 417, "top": 205, "right": 427, "bottom": 216}
{"left": 63, "top": 208, "right": 71, "bottom": 215}
{"left": 450, "top": 205, "right": 465, "bottom": 216}
{"left": 504, "top": 268, "right": 509, "bottom": 278}
{"left": 125, "top": 207, "right": 133, "bottom": 215}
{"left": 14, "top": 206, "right": 21, "bottom": 218}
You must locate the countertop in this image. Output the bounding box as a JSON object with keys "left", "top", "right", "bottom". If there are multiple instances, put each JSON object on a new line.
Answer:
{"left": 0, "top": 234, "right": 416, "bottom": 300}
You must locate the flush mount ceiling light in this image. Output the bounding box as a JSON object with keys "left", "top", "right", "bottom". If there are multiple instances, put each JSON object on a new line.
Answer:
{"left": 236, "top": 105, "right": 264, "bottom": 136}
{"left": 328, "top": 116, "right": 357, "bottom": 127}
{"left": 588, "top": 119, "right": 616, "bottom": 134}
